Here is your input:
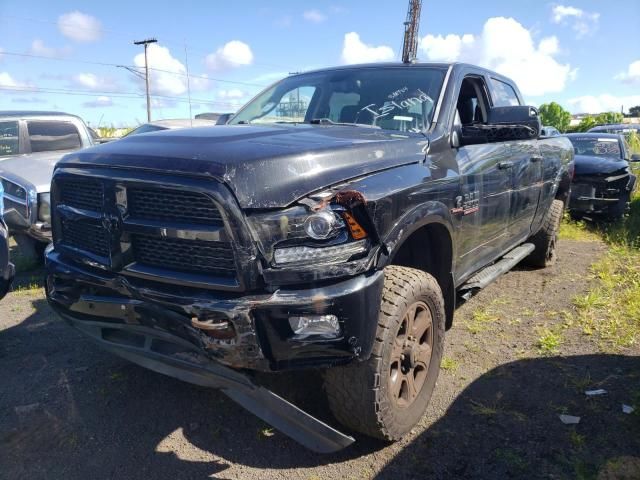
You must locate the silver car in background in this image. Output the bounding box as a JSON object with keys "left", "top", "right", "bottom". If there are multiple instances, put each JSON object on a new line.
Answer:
{"left": 0, "top": 111, "right": 95, "bottom": 259}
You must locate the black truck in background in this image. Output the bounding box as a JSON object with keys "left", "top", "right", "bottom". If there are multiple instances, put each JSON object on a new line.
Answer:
{"left": 45, "top": 63, "right": 574, "bottom": 452}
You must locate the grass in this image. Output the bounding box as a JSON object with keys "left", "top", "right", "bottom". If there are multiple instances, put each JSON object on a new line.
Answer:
{"left": 536, "top": 326, "right": 563, "bottom": 354}
{"left": 440, "top": 356, "right": 460, "bottom": 372}
{"left": 573, "top": 247, "right": 640, "bottom": 349}
{"left": 466, "top": 304, "right": 501, "bottom": 334}
{"left": 562, "top": 163, "right": 640, "bottom": 350}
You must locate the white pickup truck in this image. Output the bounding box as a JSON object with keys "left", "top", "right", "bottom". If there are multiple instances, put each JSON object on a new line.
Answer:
{"left": 0, "top": 111, "right": 95, "bottom": 259}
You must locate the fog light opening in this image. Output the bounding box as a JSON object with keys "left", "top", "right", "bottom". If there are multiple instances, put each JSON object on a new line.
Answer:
{"left": 288, "top": 314, "right": 341, "bottom": 338}
{"left": 191, "top": 316, "right": 236, "bottom": 340}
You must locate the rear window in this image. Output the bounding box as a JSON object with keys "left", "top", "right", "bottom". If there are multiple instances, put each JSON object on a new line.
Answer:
{"left": 490, "top": 78, "right": 520, "bottom": 107}
{"left": 0, "top": 121, "right": 20, "bottom": 156}
{"left": 27, "top": 121, "right": 82, "bottom": 152}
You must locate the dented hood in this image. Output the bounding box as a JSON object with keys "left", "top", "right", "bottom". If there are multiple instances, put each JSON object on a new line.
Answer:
{"left": 56, "top": 124, "right": 426, "bottom": 208}
{"left": 574, "top": 154, "right": 629, "bottom": 177}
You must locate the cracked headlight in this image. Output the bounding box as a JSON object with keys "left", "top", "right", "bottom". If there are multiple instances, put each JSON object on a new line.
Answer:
{"left": 246, "top": 204, "right": 368, "bottom": 266}
{"left": 38, "top": 193, "right": 51, "bottom": 223}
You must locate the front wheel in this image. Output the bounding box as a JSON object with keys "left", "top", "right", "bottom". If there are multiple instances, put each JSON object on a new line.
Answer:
{"left": 524, "top": 199, "right": 564, "bottom": 268}
{"left": 324, "top": 266, "right": 445, "bottom": 440}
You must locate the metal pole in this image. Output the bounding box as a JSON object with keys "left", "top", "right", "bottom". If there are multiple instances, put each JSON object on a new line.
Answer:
{"left": 134, "top": 38, "right": 157, "bottom": 123}
{"left": 144, "top": 44, "right": 151, "bottom": 122}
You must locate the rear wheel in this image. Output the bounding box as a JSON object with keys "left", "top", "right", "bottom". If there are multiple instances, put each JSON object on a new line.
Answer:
{"left": 524, "top": 199, "right": 564, "bottom": 268}
{"left": 324, "top": 266, "right": 445, "bottom": 440}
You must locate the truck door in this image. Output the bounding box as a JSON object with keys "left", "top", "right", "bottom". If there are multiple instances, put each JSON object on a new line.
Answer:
{"left": 507, "top": 139, "right": 543, "bottom": 242}
{"left": 452, "top": 75, "right": 512, "bottom": 281}
{"left": 487, "top": 77, "right": 544, "bottom": 243}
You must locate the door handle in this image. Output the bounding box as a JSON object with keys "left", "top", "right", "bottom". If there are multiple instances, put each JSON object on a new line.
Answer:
{"left": 530, "top": 155, "right": 543, "bottom": 163}
{"left": 498, "top": 161, "right": 514, "bottom": 169}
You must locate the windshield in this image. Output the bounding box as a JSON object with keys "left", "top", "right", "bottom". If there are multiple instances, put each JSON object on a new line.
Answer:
{"left": 0, "top": 121, "right": 20, "bottom": 156}
{"left": 230, "top": 67, "right": 446, "bottom": 133}
{"left": 569, "top": 137, "right": 622, "bottom": 158}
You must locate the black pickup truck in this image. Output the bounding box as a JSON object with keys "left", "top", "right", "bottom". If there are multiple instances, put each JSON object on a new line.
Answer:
{"left": 45, "top": 63, "right": 573, "bottom": 453}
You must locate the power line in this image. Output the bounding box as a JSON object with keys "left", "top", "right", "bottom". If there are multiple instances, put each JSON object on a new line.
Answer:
{"left": 0, "top": 85, "right": 245, "bottom": 108}
{"left": 2, "top": 14, "right": 296, "bottom": 71}
{"left": 1, "top": 51, "right": 268, "bottom": 88}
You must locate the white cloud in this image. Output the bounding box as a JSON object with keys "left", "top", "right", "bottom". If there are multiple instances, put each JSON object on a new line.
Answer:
{"left": 71, "top": 73, "right": 118, "bottom": 91}
{"left": 567, "top": 94, "right": 640, "bottom": 114}
{"left": 134, "top": 44, "right": 210, "bottom": 96}
{"left": 205, "top": 40, "right": 253, "bottom": 71}
{"left": 30, "top": 39, "right": 71, "bottom": 58}
{"left": 551, "top": 5, "right": 599, "bottom": 38}
{"left": 421, "top": 34, "right": 474, "bottom": 62}
{"left": 341, "top": 32, "right": 394, "bottom": 64}
{"left": 0, "top": 72, "right": 33, "bottom": 90}
{"left": 58, "top": 11, "right": 103, "bottom": 43}
{"left": 615, "top": 60, "right": 640, "bottom": 84}
{"left": 217, "top": 88, "right": 245, "bottom": 99}
{"left": 303, "top": 9, "right": 327, "bottom": 23}
{"left": 418, "top": 17, "right": 574, "bottom": 97}
{"left": 83, "top": 96, "right": 113, "bottom": 108}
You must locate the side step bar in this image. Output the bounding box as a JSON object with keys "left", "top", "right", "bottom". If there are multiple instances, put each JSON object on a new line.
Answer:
{"left": 459, "top": 243, "right": 535, "bottom": 298}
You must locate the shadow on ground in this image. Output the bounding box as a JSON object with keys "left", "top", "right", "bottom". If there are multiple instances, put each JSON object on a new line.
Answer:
{"left": 1, "top": 301, "right": 639, "bottom": 480}
{"left": 376, "top": 354, "right": 640, "bottom": 480}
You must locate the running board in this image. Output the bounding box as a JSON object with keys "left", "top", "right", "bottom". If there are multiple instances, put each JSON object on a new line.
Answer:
{"left": 459, "top": 243, "right": 535, "bottom": 295}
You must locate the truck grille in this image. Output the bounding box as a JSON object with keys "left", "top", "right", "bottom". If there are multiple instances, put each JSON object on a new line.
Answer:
{"left": 58, "top": 179, "right": 104, "bottom": 211}
{"left": 131, "top": 234, "right": 236, "bottom": 277}
{"left": 61, "top": 221, "right": 111, "bottom": 258}
{"left": 54, "top": 176, "right": 237, "bottom": 283}
{"left": 128, "top": 188, "right": 223, "bottom": 225}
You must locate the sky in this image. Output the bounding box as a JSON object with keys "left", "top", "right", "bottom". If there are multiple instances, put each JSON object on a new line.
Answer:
{"left": 0, "top": 0, "right": 639, "bottom": 127}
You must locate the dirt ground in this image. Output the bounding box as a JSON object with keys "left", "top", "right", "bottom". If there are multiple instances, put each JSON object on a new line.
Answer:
{"left": 1, "top": 239, "right": 639, "bottom": 480}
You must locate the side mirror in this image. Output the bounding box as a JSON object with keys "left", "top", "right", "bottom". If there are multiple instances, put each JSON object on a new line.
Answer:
{"left": 460, "top": 106, "right": 541, "bottom": 146}
{"left": 631, "top": 153, "right": 640, "bottom": 162}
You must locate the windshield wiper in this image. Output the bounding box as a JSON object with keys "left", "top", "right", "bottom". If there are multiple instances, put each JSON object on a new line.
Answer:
{"left": 309, "top": 118, "right": 380, "bottom": 129}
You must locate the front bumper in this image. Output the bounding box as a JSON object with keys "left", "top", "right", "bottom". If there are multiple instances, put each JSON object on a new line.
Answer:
{"left": 569, "top": 173, "right": 636, "bottom": 215}
{"left": 46, "top": 249, "right": 384, "bottom": 372}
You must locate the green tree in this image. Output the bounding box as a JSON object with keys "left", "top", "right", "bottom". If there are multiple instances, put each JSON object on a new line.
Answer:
{"left": 576, "top": 116, "right": 597, "bottom": 132}
{"left": 594, "top": 111, "right": 624, "bottom": 125}
{"left": 538, "top": 102, "right": 571, "bottom": 133}
{"left": 627, "top": 105, "right": 640, "bottom": 117}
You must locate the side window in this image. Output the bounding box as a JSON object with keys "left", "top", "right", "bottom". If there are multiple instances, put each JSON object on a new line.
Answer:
{"left": 0, "top": 121, "right": 20, "bottom": 156}
{"left": 27, "top": 121, "right": 82, "bottom": 152}
{"left": 456, "top": 76, "right": 490, "bottom": 126}
{"left": 490, "top": 78, "right": 520, "bottom": 107}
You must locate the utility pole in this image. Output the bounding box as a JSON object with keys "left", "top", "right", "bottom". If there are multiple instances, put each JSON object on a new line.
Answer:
{"left": 133, "top": 38, "right": 157, "bottom": 122}
{"left": 402, "top": 0, "right": 422, "bottom": 64}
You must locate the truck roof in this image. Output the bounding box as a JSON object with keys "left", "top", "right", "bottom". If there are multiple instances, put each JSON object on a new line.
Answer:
{"left": 0, "top": 110, "right": 82, "bottom": 120}
{"left": 287, "top": 62, "right": 518, "bottom": 94}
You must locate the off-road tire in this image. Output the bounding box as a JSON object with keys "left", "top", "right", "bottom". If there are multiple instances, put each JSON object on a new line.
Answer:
{"left": 324, "top": 266, "right": 446, "bottom": 440}
{"left": 524, "top": 199, "right": 564, "bottom": 268}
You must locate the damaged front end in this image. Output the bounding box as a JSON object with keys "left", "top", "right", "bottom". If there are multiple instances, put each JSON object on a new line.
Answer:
{"left": 45, "top": 166, "right": 385, "bottom": 452}
{"left": 569, "top": 167, "right": 636, "bottom": 219}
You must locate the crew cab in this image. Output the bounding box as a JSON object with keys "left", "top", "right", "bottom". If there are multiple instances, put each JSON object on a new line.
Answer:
{"left": 0, "top": 111, "right": 95, "bottom": 260}
{"left": 45, "top": 63, "right": 573, "bottom": 453}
